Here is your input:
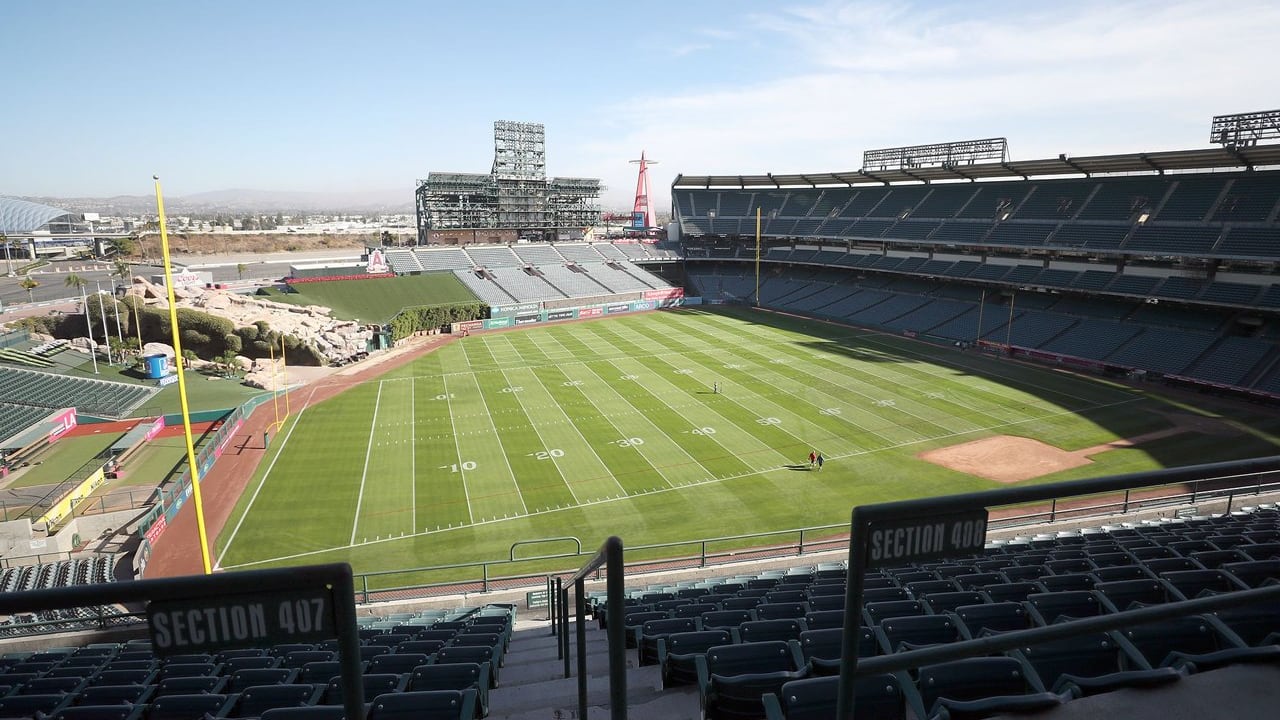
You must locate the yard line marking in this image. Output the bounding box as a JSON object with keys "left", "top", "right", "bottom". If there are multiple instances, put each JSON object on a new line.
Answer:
{"left": 461, "top": 338, "right": 529, "bottom": 515}
{"left": 499, "top": 368, "right": 583, "bottom": 504}
{"left": 215, "top": 385, "right": 318, "bottom": 569}
{"left": 349, "top": 382, "right": 384, "bottom": 545}
{"left": 442, "top": 372, "right": 475, "bottom": 525}
{"left": 218, "top": 395, "right": 1147, "bottom": 569}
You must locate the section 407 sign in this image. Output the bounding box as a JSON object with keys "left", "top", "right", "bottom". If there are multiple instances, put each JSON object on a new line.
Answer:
{"left": 864, "top": 509, "right": 988, "bottom": 568}
{"left": 148, "top": 589, "right": 336, "bottom": 657}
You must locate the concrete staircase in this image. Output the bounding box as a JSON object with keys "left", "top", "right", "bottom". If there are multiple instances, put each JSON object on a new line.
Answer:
{"left": 489, "top": 617, "right": 699, "bottom": 719}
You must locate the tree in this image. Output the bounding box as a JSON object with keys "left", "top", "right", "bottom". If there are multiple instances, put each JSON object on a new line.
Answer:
{"left": 20, "top": 276, "right": 39, "bottom": 302}
{"left": 64, "top": 273, "right": 87, "bottom": 293}
{"left": 219, "top": 349, "right": 241, "bottom": 378}
{"left": 236, "top": 263, "right": 247, "bottom": 280}
{"left": 181, "top": 348, "right": 197, "bottom": 369}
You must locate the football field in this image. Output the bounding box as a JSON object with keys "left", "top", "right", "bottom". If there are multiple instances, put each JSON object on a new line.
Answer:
{"left": 214, "top": 307, "right": 1280, "bottom": 578}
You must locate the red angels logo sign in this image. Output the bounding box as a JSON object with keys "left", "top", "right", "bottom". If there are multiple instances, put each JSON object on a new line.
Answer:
{"left": 366, "top": 249, "right": 390, "bottom": 274}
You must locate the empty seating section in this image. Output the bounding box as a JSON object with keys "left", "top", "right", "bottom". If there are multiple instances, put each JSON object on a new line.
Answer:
{"left": 1000, "top": 311, "right": 1076, "bottom": 348}
{"left": 0, "top": 604, "right": 511, "bottom": 718}
{"left": 1212, "top": 174, "right": 1280, "bottom": 222}
{"left": 613, "top": 243, "right": 651, "bottom": 260}
{"left": 884, "top": 221, "right": 939, "bottom": 241}
{"left": 911, "top": 185, "right": 979, "bottom": 218}
{"left": 1050, "top": 224, "right": 1131, "bottom": 250}
{"left": 536, "top": 265, "right": 608, "bottom": 297}
{"left": 1107, "top": 328, "right": 1216, "bottom": 374}
{"left": 1185, "top": 336, "right": 1272, "bottom": 386}
{"left": 511, "top": 244, "right": 564, "bottom": 265}
{"left": 1155, "top": 176, "right": 1228, "bottom": 221}
{"left": 0, "top": 368, "right": 156, "bottom": 418}
{"left": 988, "top": 223, "right": 1056, "bottom": 247}
{"left": 1218, "top": 227, "right": 1280, "bottom": 259}
{"left": 1125, "top": 225, "right": 1221, "bottom": 254}
{"left": 554, "top": 244, "right": 607, "bottom": 264}
{"left": 1107, "top": 274, "right": 1162, "bottom": 296}
{"left": 382, "top": 250, "right": 422, "bottom": 274}
{"left": 1040, "top": 320, "right": 1142, "bottom": 360}
{"left": 1013, "top": 180, "right": 1096, "bottom": 219}
{"left": 0, "top": 556, "right": 122, "bottom": 636}
{"left": 413, "top": 247, "right": 472, "bottom": 271}
{"left": 1076, "top": 178, "right": 1169, "bottom": 220}
{"left": 464, "top": 246, "right": 522, "bottom": 267}
{"left": 0, "top": 402, "right": 57, "bottom": 444}
{"left": 599, "top": 507, "right": 1280, "bottom": 718}
{"left": 592, "top": 244, "right": 629, "bottom": 261}
{"left": 452, "top": 270, "right": 515, "bottom": 305}
{"left": 1200, "top": 282, "right": 1260, "bottom": 305}
{"left": 485, "top": 268, "right": 563, "bottom": 302}
{"left": 928, "top": 222, "right": 991, "bottom": 244}
{"left": 581, "top": 264, "right": 649, "bottom": 293}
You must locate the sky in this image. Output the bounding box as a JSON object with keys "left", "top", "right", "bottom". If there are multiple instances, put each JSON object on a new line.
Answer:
{"left": 5, "top": 0, "right": 1279, "bottom": 211}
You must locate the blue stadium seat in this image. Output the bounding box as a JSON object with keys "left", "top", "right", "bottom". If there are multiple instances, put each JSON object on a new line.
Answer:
{"left": 696, "top": 641, "right": 808, "bottom": 720}
{"left": 762, "top": 673, "right": 911, "bottom": 720}
{"left": 658, "top": 630, "right": 733, "bottom": 688}
{"left": 366, "top": 689, "right": 478, "bottom": 720}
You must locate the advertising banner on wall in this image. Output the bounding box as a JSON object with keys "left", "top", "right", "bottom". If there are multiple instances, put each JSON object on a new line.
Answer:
{"left": 578, "top": 307, "right": 603, "bottom": 318}
{"left": 544, "top": 308, "right": 577, "bottom": 322}
{"left": 491, "top": 302, "right": 541, "bottom": 317}
{"left": 643, "top": 287, "right": 684, "bottom": 301}
{"left": 484, "top": 316, "right": 513, "bottom": 330}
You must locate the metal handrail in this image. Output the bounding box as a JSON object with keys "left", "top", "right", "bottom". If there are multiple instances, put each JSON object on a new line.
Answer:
{"left": 836, "top": 453, "right": 1280, "bottom": 719}
{"left": 563, "top": 536, "right": 626, "bottom": 720}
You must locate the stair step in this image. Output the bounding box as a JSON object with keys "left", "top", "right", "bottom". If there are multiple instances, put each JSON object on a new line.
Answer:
{"left": 489, "top": 665, "right": 686, "bottom": 719}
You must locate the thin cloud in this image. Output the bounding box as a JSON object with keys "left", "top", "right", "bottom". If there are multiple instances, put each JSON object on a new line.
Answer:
{"left": 582, "top": 0, "right": 1280, "bottom": 210}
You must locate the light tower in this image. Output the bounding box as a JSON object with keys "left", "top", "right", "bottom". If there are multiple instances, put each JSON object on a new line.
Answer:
{"left": 629, "top": 152, "right": 658, "bottom": 229}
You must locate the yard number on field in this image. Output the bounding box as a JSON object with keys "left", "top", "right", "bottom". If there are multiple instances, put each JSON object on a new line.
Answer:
{"left": 615, "top": 437, "right": 645, "bottom": 447}
{"left": 531, "top": 449, "right": 565, "bottom": 460}
{"left": 441, "top": 461, "right": 477, "bottom": 473}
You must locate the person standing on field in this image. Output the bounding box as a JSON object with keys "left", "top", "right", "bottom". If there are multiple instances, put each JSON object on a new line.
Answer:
{"left": 809, "top": 450, "right": 817, "bottom": 467}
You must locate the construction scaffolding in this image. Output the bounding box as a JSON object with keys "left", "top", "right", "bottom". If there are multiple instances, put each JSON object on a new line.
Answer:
{"left": 416, "top": 121, "right": 602, "bottom": 243}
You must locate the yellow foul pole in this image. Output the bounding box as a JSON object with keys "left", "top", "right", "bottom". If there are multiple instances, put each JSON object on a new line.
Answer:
{"left": 754, "top": 207, "right": 762, "bottom": 307}
{"left": 280, "top": 333, "right": 290, "bottom": 422}
{"left": 154, "top": 177, "right": 213, "bottom": 575}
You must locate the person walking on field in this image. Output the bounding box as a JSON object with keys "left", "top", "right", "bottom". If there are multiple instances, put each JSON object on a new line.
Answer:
{"left": 816, "top": 453, "right": 825, "bottom": 471}
{"left": 809, "top": 450, "right": 817, "bottom": 468}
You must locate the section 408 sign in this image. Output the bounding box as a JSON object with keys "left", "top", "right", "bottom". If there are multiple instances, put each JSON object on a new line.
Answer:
{"left": 147, "top": 589, "right": 336, "bottom": 657}
{"left": 864, "top": 510, "right": 989, "bottom": 568}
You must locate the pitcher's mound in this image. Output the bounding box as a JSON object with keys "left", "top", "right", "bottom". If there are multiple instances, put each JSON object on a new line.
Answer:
{"left": 919, "top": 436, "right": 1090, "bottom": 483}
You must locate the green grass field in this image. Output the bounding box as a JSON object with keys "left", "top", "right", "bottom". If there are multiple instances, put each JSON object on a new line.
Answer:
{"left": 214, "top": 307, "right": 1280, "bottom": 578}
{"left": 276, "top": 274, "right": 479, "bottom": 322}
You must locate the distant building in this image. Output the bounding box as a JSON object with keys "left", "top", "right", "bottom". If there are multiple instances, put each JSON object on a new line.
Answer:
{"left": 414, "top": 121, "right": 602, "bottom": 245}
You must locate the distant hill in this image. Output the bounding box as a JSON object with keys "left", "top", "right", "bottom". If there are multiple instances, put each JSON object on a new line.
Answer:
{"left": 13, "top": 188, "right": 413, "bottom": 215}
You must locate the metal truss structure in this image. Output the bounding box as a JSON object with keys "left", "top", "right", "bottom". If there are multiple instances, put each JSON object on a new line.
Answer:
{"left": 416, "top": 121, "right": 602, "bottom": 242}
{"left": 1211, "top": 109, "right": 1280, "bottom": 147}
{"left": 863, "top": 138, "right": 1009, "bottom": 171}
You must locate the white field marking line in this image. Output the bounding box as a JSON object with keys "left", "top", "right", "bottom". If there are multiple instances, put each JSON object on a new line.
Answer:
{"left": 535, "top": 335, "right": 643, "bottom": 496}
{"left": 520, "top": 331, "right": 579, "bottom": 361}
{"left": 214, "top": 385, "right": 319, "bottom": 569}
{"left": 610, "top": 351, "right": 787, "bottom": 473}
{"left": 699, "top": 310, "right": 1122, "bottom": 408}
{"left": 512, "top": 361, "right": 627, "bottom": 497}
{"left": 349, "top": 381, "right": 384, "bottom": 545}
{"left": 573, "top": 324, "right": 726, "bottom": 478}
{"left": 594, "top": 328, "right": 843, "bottom": 458}
{"left": 410, "top": 376, "right": 416, "bottom": 533}
{"left": 461, "top": 339, "right": 529, "bottom": 516}
{"left": 541, "top": 363, "right": 679, "bottom": 491}
{"left": 611, "top": 318, "right": 891, "bottom": 444}
{"left": 219, "top": 395, "right": 1147, "bottom": 569}
{"left": 478, "top": 335, "right": 521, "bottom": 365}
{"left": 442, "top": 372, "right": 475, "bottom": 526}
{"left": 498, "top": 367, "right": 582, "bottom": 505}
{"left": 682, "top": 316, "right": 1074, "bottom": 429}
{"left": 712, "top": 317, "right": 1070, "bottom": 420}
{"left": 660, "top": 319, "right": 951, "bottom": 439}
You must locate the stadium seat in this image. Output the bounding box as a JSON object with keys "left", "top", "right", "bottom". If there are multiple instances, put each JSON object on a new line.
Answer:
{"left": 0, "top": 694, "right": 72, "bottom": 718}
{"left": 761, "top": 673, "right": 911, "bottom": 720}
{"left": 701, "top": 610, "right": 755, "bottom": 629}
{"left": 408, "top": 662, "right": 490, "bottom": 718}
{"left": 145, "top": 693, "right": 233, "bottom": 720}
{"left": 320, "top": 673, "right": 406, "bottom": 706}
{"left": 952, "top": 602, "right": 1033, "bottom": 637}
{"left": 793, "top": 626, "right": 877, "bottom": 676}
{"left": 979, "top": 582, "right": 1040, "bottom": 604}
{"left": 658, "top": 630, "right": 733, "bottom": 688}
{"left": 369, "top": 653, "right": 432, "bottom": 676}
{"left": 1025, "top": 591, "right": 1106, "bottom": 625}
{"left": 298, "top": 661, "right": 344, "bottom": 685}
{"left": 914, "top": 657, "right": 1066, "bottom": 719}
{"left": 227, "top": 684, "right": 323, "bottom": 717}
{"left": 862, "top": 600, "right": 925, "bottom": 626}
{"left": 1013, "top": 632, "right": 1180, "bottom": 696}
{"left": 738, "top": 619, "right": 808, "bottom": 644}
{"left": 52, "top": 706, "right": 142, "bottom": 720}
{"left": 756, "top": 602, "right": 810, "bottom": 620}
{"left": 222, "top": 655, "right": 282, "bottom": 672}
{"left": 1116, "top": 614, "right": 1280, "bottom": 671}
{"left": 75, "top": 684, "right": 153, "bottom": 706}
{"left": 802, "top": 609, "right": 845, "bottom": 631}
{"left": 432, "top": 647, "right": 497, "bottom": 687}
{"left": 875, "top": 615, "right": 963, "bottom": 654}
{"left": 638, "top": 618, "right": 700, "bottom": 666}
{"left": 226, "top": 667, "right": 297, "bottom": 692}
{"left": 153, "top": 675, "right": 226, "bottom": 696}
{"left": 1160, "top": 569, "right": 1250, "bottom": 599}
{"left": 1223, "top": 559, "right": 1280, "bottom": 588}
{"left": 260, "top": 707, "right": 349, "bottom": 720}
{"left": 696, "top": 641, "right": 808, "bottom": 720}
{"left": 366, "top": 689, "right": 477, "bottom": 720}
{"left": 921, "top": 591, "right": 985, "bottom": 615}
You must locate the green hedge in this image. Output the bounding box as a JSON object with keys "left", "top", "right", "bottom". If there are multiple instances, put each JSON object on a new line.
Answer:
{"left": 388, "top": 301, "right": 487, "bottom": 341}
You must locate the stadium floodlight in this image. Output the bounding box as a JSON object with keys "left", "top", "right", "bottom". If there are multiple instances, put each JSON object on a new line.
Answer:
{"left": 1210, "top": 109, "right": 1280, "bottom": 147}
{"left": 863, "top": 138, "right": 1009, "bottom": 171}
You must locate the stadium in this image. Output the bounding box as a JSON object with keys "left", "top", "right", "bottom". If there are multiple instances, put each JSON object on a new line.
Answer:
{"left": 2, "top": 109, "right": 1280, "bottom": 719}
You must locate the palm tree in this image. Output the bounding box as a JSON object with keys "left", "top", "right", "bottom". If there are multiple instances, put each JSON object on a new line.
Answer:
{"left": 20, "top": 276, "right": 39, "bottom": 303}
{"left": 64, "top": 272, "right": 87, "bottom": 293}
{"left": 113, "top": 260, "right": 132, "bottom": 285}
{"left": 236, "top": 263, "right": 246, "bottom": 280}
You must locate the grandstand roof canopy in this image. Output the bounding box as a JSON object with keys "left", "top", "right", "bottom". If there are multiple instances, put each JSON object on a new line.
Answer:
{"left": 0, "top": 197, "right": 79, "bottom": 234}
{"left": 672, "top": 144, "right": 1280, "bottom": 189}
